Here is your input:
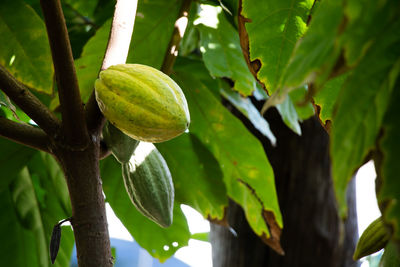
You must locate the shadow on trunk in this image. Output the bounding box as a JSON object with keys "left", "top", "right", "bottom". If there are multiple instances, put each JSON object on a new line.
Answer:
{"left": 210, "top": 107, "right": 359, "bottom": 267}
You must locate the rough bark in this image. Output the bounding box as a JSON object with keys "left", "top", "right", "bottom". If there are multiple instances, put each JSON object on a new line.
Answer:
{"left": 210, "top": 109, "right": 359, "bottom": 267}
{"left": 54, "top": 138, "right": 112, "bottom": 267}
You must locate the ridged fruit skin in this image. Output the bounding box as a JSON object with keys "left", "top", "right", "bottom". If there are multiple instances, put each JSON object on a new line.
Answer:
{"left": 102, "top": 121, "right": 139, "bottom": 163}
{"left": 121, "top": 148, "right": 174, "bottom": 227}
{"left": 353, "top": 217, "right": 391, "bottom": 260}
{"left": 95, "top": 64, "right": 190, "bottom": 143}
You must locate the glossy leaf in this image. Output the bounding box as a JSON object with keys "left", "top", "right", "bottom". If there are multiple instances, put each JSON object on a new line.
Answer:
{"left": 63, "top": 0, "right": 98, "bottom": 18}
{"left": 157, "top": 133, "right": 228, "bottom": 220}
{"left": 191, "top": 232, "right": 209, "bottom": 242}
{"left": 101, "top": 157, "right": 191, "bottom": 262}
{"left": 313, "top": 74, "right": 347, "bottom": 125}
{"left": 341, "top": 0, "right": 400, "bottom": 66}
{"left": 241, "top": 0, "right": 313, "bottom": 93}
{"left": 376, "top": 79, "right": 400, "bottom": 242}
{"left": 331, "top": 20, "right": 400, "bottom": 216}
{"left": 127, "top": 0, "right": 183, "bottom": 69}
{"left": 0, "top": 138, "right": 36, "bottom": 190}
{"left": 197, "top": 7, "right": 257, "bottom": 96}
{"left": 174, "top": 72, "right": 282, "bottom": 245}
{"left": 0, "top": 152, "right": 74, "bottom": 267}
{"left": 279, "top": 0, "right": 344, "bottom": 90}
{"left": 74, "top": 19, "right": 111, "bottom": 104}
{"left": 220, "top": 82, "right": 276, "bottom": 144}
{"left": 0, "top": 0, "right": 53, "bottom": 94}
{"left": 380, "top": 241, "right": 400, "bottom": 267}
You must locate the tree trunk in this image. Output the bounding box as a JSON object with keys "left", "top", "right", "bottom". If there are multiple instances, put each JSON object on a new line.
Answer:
{"left": 54, "top": 139, "right": 112, "bottom": 267}
{"left": 210, "top": 109, "right": 359, "bottom": 267}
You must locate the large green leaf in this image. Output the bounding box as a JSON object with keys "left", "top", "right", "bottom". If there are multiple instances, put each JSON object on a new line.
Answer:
{"left": 0, "top": 138, "right": 36, "bottom": 190}
{"left": 341, "top": 0, "right": 400, "bottom": 66}
{"left": 101, "top": 157, "right": 191, "bottom": 262}
{"left": 241, "top": 0, "right": 313, "bottom": 93}
{"left": 73, "top": 19, "right": 111, "bottom": 104}
{"left": 0, "top": 188, "right": 41, "bottom": 266}
{"left": 313, "top": 74, "right": 347, "bottom": 125}
{"left": 64, "top": 0, "right": 98, "bottom": 18}
{"left": 331, "top": 20, "right": 400, "bottom": 216}
{"left": 219, "top": 81, "right": 276, "bottom": 144}
{"left": 279, "top": 0, "right": 344, "bottom": 90}
{"left": 157, "top": 133, "right": 227, "bottom": 220}
{"left": 126, "top": 0, "right": 183, "bottom": 69}
{"left": 197, "top": 7, "right": 257, "bottom": 96}
{"left": 0, "top": 152, "right": 73, "bottom": 267}
{"left": 0, "top": 0, "right": 53, "bottom": 94}
{"left": 376, "top": 79, "right": 400, "bottom": 241}
{"left": 274, "top": 86, "right": 315, "bottom": 135}
{"left": 174, "top": 72, "right": 282, "bottom": 242}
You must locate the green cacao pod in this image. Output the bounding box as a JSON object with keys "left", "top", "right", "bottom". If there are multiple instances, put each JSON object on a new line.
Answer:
{"left": 353, "top": 217, "right": 391, "bottom": 260}
{"left": 121, "top": 144, "right": 174, "bottom": 227}
{"left": 102, "top": 121, "right": 139, "bottom": 163}
{"left": 95, "top": 64, "right": 190, "bottom": 143}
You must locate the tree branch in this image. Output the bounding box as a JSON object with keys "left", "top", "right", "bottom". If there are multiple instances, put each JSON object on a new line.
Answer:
{"left": 0, "top": 117, "right": 50, "bottom": 153}
{"left": 0, "top": 65, "right": 61, "bottom": 137}
{"left": 161, "top": 0, "right": 192, "bottom": 75}
{"left": 85, "top": 0, "right": 139, "bottom": 134}
{"left": 40, "top": 0, "right": 88, "bottom": 147}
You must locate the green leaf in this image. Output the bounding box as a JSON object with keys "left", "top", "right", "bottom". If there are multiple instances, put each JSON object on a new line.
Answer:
{"left": 380, "top": 241, "right": 400, "bottom": 267}
{"left": 0, "top": 138, "right": 36, "bottom": 190}
{"left": 0, "top": 188, "right": 41, "bottom": 266}
{"left": 288, "top": 86, "right": 314, "bottom": 120}
{"left": 376, "top": 79, "right": 400, "bottom": 242}
{"left": 127, "top": 0, "right": 183, "bottom": 69}
{"left": 341, "top": 0, "right": 400, "bottom": 66}
{"left": 174, "top": 72, "right": 282, "bottom": 240}
{"left": 101, "top": 157, "right": 191, "bottom": 262}
{"left": 314, "top": 74, "right": 347, "bottom": 124}
{"left": 197, "top": 6, "right": 257, "bottom": 96}
{"left": 279, "top": 0, "right": 344, "bottom": 90}
{"left": 63, "top": 0, "right": 98, "bottom": 18}
{"left": 331, "top": 20, "right": 400, "bottom": 216}
{"left": 157, "top": 133, "right": 228, "bottom": 220}
{"left": 0, "top": 0, "right": 53, "bottom": 94}
{"left": 219, "top": 81, "right": 276, "bottom": 144}
{"left": 241, "top": 0, "right": 313, "bottom": 93}
{"left": 275, "top": 93, "right": 301, "bottom": 135}
{"left": 0, "top": 151, "right": 73, "bottom": 267}
{"left": 191, "top": 232, "right": 209, "bottom": 242}
{"left": 179, "top": 3, "right": 200, "bottom": 57}
{"left": 74, "top": 19, "right": 111, "bottom": 104}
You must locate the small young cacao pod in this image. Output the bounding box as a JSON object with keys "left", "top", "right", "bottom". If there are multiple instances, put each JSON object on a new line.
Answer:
{"left": 353, "top": 216, "right": 391, "bottom": 260}
{"left": 121, "top": 145, "right": 174, "bottom": 227}
{"left": 102, "top": 121, "right": 139, "bottom": 163}
{"left": 95, "top": 64, "right": 190, "bottom": 143}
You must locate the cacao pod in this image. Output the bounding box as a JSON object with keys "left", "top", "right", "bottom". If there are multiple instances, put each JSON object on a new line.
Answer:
{"left": 95, "top": 64, "right": 190, "bottom": 143}
{"left": 353, "top": 216, "right": 391, "bottom": 260}
{"left": 102, "top": 121, "right": 139, "bottom": 163}
{"left": 121, "top": 144, "right": 174, "bottom": 227}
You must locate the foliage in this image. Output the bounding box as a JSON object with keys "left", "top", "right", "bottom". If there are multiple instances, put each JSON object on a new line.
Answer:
{"left": 0, "top": 0, "right": 399, "bottom": 265}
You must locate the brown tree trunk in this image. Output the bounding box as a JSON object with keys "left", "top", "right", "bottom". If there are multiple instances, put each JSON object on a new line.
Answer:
{"left": 210, "top": 109, "right": 359, "bottom": 267}
{"left": 54, "top": 139, "right": 112, "bottom": 267}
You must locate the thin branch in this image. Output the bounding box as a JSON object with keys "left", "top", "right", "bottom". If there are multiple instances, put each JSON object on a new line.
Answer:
{"left": 0, "top": 65, "right": 61, "bottom": 137}
{"left": 161, "top": 0, "right": 192, "bottom": 75}
{"left": 85, "top": 0, "right": 139, "bottom": 134}
{"left": 40, "top": 0, "right": 88, "bottom": 147}
{"left": 0, "top": 117, "right": 50, "bottom": 153}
